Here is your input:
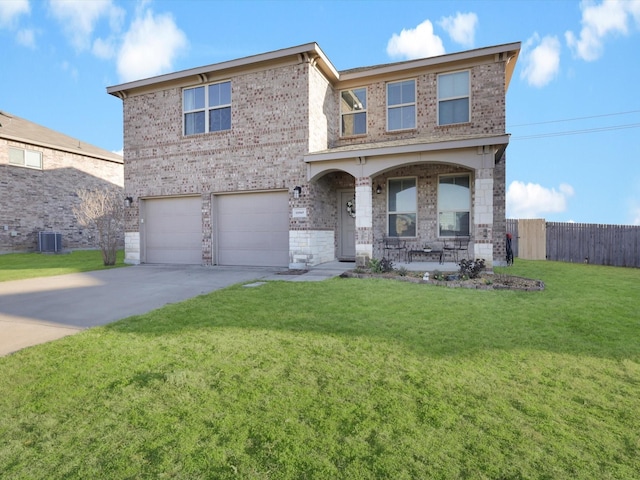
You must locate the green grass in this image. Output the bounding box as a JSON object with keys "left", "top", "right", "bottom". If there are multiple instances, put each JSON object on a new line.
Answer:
{"left": 0, "top": 250, "right": 126, "bottom": 282}
{"left": 1, "top": 260, "right": 639, "bottom": 479}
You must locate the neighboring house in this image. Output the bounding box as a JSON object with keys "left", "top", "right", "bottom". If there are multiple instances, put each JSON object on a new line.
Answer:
{"left": 0, "top": 111, "right": 124, "bottom": 253}
{"left": 107, "top": 41, "right": 520, "bottom": 269}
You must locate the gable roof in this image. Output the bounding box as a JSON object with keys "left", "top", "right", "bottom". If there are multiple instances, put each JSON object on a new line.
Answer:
{"left": 0, "top": 111, "right": 123, "bottom": 164}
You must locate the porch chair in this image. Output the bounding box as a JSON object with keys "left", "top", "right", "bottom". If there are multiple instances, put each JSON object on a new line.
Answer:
{"left": 383, "top": 236, "right": 407, "bottom": 262}
{"left": 444, "top": 236, "right": 470, "bottom": 262}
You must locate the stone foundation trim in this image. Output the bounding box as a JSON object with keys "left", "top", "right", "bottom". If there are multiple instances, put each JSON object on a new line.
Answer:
{"left": 289, "top": 230, "right": 335, "bottom": 269}
{"left": 124, "top": 231, "right": 140, "bottom": 265}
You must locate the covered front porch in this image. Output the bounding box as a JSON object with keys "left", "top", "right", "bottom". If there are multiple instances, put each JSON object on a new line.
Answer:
{"left": 303, "top": 134, "right": 508, "bottom": 270}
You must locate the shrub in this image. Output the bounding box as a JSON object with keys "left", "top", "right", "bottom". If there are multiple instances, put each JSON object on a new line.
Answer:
{"left": 380, "top": 257, "right": 394, "bottom": 273}
{"left": 368, "top": 258, "right": 394, "bottom": 274}
{"left": 396, "top": 266, "right": 408, "bottom": 277}
{"left": 432, "top": 270, "right": 445, "bottom": 281}
{"left": 458, "top": 259, "right": 486, "bottom": 279}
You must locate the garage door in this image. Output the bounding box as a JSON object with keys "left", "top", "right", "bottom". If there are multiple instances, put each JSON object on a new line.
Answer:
{"left": 144, "top": 197, "right": 202, "bottom": 264}
{"left": 217, "top": 191, "right": 289, "bottom": 267}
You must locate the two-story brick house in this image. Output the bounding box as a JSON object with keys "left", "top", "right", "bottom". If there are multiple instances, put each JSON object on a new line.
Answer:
{"left": 107, "top": 41, "right": 520, "bottom": 269}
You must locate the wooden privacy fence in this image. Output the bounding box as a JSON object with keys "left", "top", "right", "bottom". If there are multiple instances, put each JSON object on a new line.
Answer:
{"left": 506, "top": 219, "right": 640, "bottom": 268}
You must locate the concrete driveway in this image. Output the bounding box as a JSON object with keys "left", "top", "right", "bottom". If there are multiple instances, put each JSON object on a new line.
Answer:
{"left": 0, "top": 262, "right": 356, "bottom": 357}
{"left": 0, "top": 264, "right": 281, "bottom": 357}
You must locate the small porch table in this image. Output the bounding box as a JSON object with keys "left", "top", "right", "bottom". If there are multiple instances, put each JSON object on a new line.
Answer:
{"left": 408, "top": 249, "right": 444, "bottom": 264}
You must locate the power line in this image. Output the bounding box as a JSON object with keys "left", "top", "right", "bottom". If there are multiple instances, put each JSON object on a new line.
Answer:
{"left": 512, "top": 122, "right": 640, "bottom": 140}
{"left": 508, "top": 109, "right": 640, "bottom": 128}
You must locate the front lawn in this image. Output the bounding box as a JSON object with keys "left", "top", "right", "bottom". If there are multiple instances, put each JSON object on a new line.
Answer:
{"left": 0, "top": 260, "right": 639, "bottom": 479}
{"left": 0, "top": 250, "right": 126, "bottom": 282}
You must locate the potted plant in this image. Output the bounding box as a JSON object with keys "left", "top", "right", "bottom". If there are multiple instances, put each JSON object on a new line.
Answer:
{"left": 422, "top": 244, "right": 432, "bottom": 252}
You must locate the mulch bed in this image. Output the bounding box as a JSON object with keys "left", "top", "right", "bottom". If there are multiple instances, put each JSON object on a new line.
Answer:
{"left": 340, "top": 270, "right": 544, "bottom": 291}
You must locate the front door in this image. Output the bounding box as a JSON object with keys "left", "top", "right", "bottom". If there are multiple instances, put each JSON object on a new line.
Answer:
{"left": 338, "top": 190, "right": 356, "bottom": 261}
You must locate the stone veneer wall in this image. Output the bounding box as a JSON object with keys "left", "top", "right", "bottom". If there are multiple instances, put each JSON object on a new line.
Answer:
{"left": 371, "top": 163, "right": 474, "bottom": 259}
{"left": 0, "top": 138, "right": 123, "bottom": 253}
{"left": 123, "top": 60, "right": 320, "bottom": 265}
{"left": 289, "top": 230, "right": 334, "bottom": 268}
{"left": 333, "top": 61, "right": 506, "bottom": 149}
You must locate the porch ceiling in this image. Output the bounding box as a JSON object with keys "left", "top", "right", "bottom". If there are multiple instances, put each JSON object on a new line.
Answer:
{"left": 304, "top": 133, "right": 510, "bottom": 181}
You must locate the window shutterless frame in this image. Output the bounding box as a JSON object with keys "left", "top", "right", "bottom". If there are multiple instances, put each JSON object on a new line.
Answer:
{"left": 386, "top": 79, "right": 416, "bottom": 131}
{"left": 183, "top": 80, "right": 231, "bottom": 136}
{"left": 437, "top": 173, "right": 471, "bottom": 237}
{"left": 8, "top": 147, "right": 42, "bottom": 170}
{"left": 437, "top": 70, "right": 470, "bottom": 126}
{"left": 340, "top": 87, "right": 367, "bottom": 136}
{"left": 387, "top": 177, "right": 417, "bottom": 237}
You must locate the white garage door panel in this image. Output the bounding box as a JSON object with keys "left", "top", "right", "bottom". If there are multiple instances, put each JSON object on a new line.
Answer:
{"left": 145, "top": 197, "right": 202, "bottom": 264}
{"left": 217, "top": 192, "right": 289, "bottom": 267}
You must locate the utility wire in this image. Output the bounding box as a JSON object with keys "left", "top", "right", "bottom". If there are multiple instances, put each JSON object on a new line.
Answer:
{"left": 512, "top": 122, "right": 640, "bottom": 140}
{"left": 508, "top": 109, "right": 640, "bottom": 128}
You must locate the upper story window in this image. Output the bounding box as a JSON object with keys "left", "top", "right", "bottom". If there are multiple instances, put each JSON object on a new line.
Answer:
{"left": 183, "top": 81, "right": 231, "bottom": 136}
{"left": 438, "top": 71, "right": 470, "bottom": 125}
{"left": 387, "top": 79, "right": 416, "bottom": 131}
{"left": 340, "top": 88, "right": 367, "bottom": 136}
{"left": 9, "top": 147, "right": 42, "bottom": 169}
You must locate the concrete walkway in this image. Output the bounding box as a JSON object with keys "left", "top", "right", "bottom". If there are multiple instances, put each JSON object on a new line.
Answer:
{"left": 0, "top": 262, "right": 356, "bottom": 357}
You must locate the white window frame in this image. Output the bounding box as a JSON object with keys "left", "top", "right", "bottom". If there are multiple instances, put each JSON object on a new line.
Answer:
{"left": 438, "top": 173, "right": 471, "bottom": 237}
{"left": 386, "top": 79, "right": 416, "bottom": 132}
{"left": 183, "top": 80, "right": 231, "bottom": 136}
{"left": 437, "top": 70, "right": 470, "bottom": 126}
{"left": 340, "top": 87, "right": 367, "bottom": 137}
{"left": 9, "top": 147, "right": 42, "bottom": 170}
{"left": 387, "top": 176, "right": 417, "bottom": 237}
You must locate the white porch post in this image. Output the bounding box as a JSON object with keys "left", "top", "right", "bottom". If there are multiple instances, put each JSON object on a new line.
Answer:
{"left": 474, "top": 168, "right": 494, "bottom": 267}
{"left": 355, "top": 177, "right": 373, "bottom": 267}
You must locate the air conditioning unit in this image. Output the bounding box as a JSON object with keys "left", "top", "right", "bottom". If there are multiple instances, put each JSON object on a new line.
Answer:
{"left": 38, "top": 232, "right": 62, "bottom": 253}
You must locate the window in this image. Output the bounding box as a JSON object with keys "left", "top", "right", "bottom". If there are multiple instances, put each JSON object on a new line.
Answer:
{"left": 387, "top": 79, "right": 416, "bottom": 131}
{"left": 388, "top": 177, "right": 417, "bottom": 237}
{"left": 9, "top": 147, "right": 42, "bottom": 169}
{"left": 438, "top": 174, "right": 470, "bottom": 237}
{"left": 340, "top": 88, "right": 367, "bottom": 136}
{"left": 183, "top": 81, "right": 231, "bottom": 135}
{"left": 438, "top": 71, "right": 470, "bottom": 125}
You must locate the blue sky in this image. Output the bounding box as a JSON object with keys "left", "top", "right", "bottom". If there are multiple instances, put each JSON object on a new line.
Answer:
{"left": 2, "top": 0, "right": 639, "bottom": 225}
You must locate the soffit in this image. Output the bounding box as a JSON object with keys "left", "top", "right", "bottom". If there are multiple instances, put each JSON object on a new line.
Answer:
{"left": 304, "top": 133, "right": 510, "bottom": 162}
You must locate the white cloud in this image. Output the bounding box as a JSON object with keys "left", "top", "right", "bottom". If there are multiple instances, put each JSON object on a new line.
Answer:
{"left": 0, "top": 0, "right": 29, "bottom": 28}
{"left": 16, "top": 27, "right": 35, "bottom": 48}
{"left": 112, "top": 149, "right": 123, "bottom": 157}
{"left": 520, "top": 33, "right": 561, "bottom": 87}
{"left": 116, "top": 8, "right": 187, "bottom": 82}
{"left": 439, "top": 12, "right": 478, "bottom": 47}
{"left": 386, "top": 19, "right": 445, "bottom": 60}
{"left": 48, "top": 0, "right": 123, "bottom": 52}
{"left": 507, "top": 181, "right": 575, "bottom": 218}
{"left": 565, "top": 0, "right": 640, "bottom": 61}
{"left": 92, "top": 37, "right": 116, "bottom": 59}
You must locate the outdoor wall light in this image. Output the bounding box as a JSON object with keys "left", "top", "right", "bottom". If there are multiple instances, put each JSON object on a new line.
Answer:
{"left": 376, "top": 184, "right": 382, "bottom": 195}
{"left": 293, "top": 186, "right": 302, "bottom": 199}
{"left": 124, "top": 196, "right": 133, "bottom": 207}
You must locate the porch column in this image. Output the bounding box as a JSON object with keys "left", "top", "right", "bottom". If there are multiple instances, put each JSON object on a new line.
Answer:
{"left": 474, "top": 168, "right": 494, "bottom": 267}
{"left": 355, "top": 177, "right": 373, "bottom": 267}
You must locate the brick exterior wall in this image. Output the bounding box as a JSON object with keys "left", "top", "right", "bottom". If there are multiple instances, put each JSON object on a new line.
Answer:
{"left": 0, "top": 139, "right": 123, "bottom": 253}
{"left": 116, "top": 45, "right": 514, "bottom": 268}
